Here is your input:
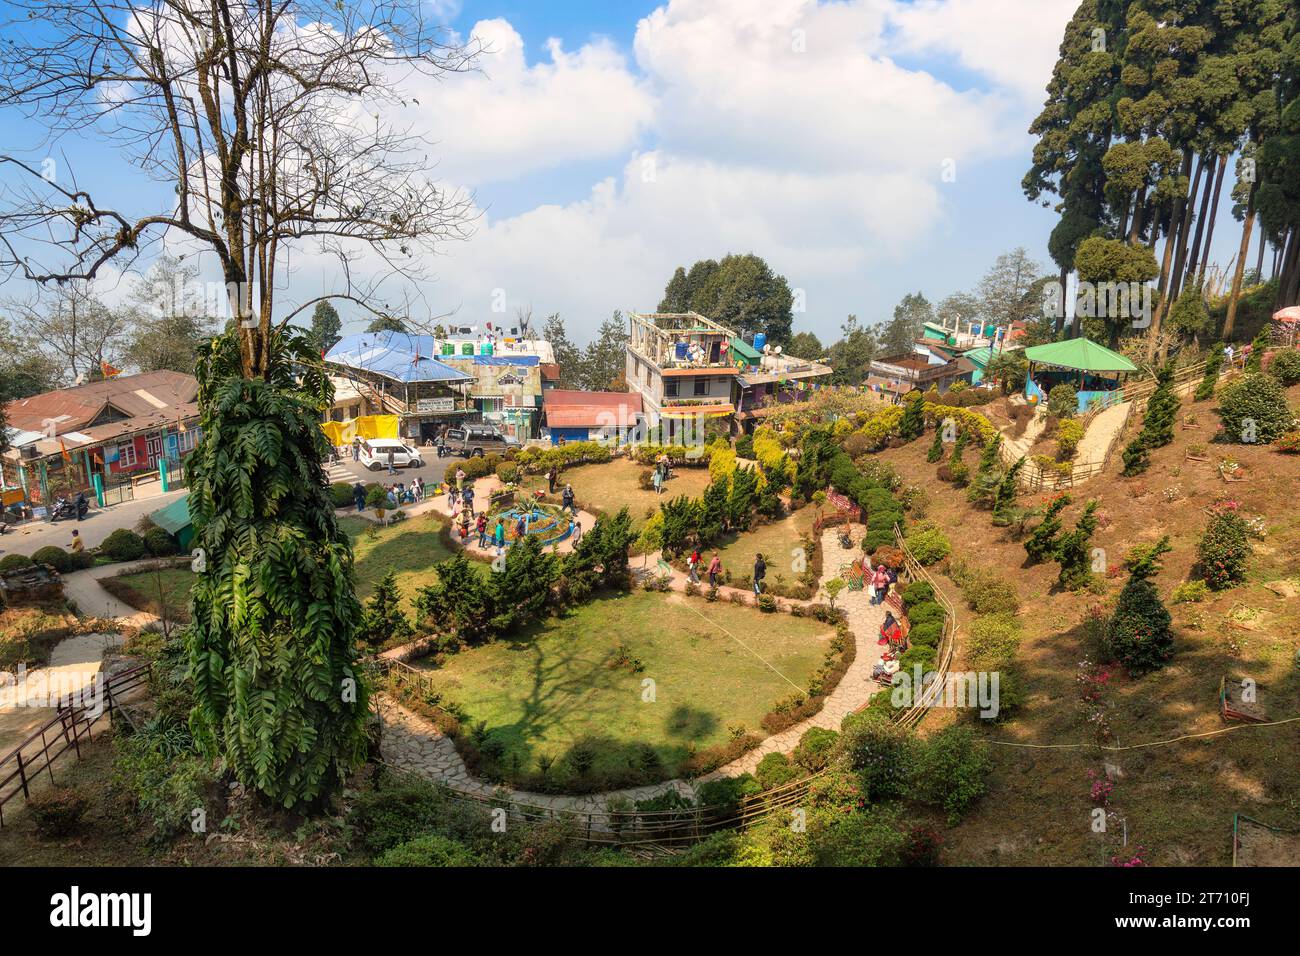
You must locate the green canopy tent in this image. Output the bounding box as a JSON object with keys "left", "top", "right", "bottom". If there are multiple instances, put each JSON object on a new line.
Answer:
{"left": 1023, "top": 339, "right": 1139, "bottom": 414}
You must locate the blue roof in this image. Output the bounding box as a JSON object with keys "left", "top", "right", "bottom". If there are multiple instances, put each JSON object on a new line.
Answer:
{"left": 325, "top": 332, "right": 476, "bottom": 384}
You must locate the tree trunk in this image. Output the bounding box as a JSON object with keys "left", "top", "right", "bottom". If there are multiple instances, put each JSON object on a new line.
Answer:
{"left": 1058, "top": 264, "right": 1069, "bottom": 337}
{"left": 1279, "top": 228, "right": 1300, "bottom": 308}
{"left": 1223, "top": 182, "right": 1258, "bottom": 341}
{"left": 1128, "top": 185, "right": 1146, "bottom": 244}
{"left": 1199, "top": 155, "right": 1228, "bottom": 280}
{"left": 1168, "top": 155, "right": 1205, "bottom": 304}
{"left": 1254, "top": 226, "right": 1267, "bottom": 283}
{"left": 1148, "top": 154, "right": 1193, "bottom": 361}
{"left": 1185, "top": 155, "right": 1215, "bottom": 289}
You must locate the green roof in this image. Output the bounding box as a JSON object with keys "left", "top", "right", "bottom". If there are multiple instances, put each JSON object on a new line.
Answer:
{"left": 1023, "top": 338, "right": 1138, "bottom": 374}
{"left": 729, "top": 337, "right": 762, "bottom": 362}
{"left": 150, "top": 494, "right": 193, "bottom": 535}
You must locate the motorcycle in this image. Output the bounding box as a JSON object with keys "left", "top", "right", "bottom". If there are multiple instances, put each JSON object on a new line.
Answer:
{"left": 48, "top": 497, "right": 77, "bottom": 521}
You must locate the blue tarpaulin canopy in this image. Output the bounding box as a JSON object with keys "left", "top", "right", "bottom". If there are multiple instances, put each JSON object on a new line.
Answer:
{"left": 326, "top": 331, "right": 477, "bottom": 385}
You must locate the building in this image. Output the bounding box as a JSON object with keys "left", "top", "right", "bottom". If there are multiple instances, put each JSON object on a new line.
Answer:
{"left": 1023, "top": 338, "right": 1139, "bottom": 413}
{"left": 324, "top": 329, "right": 557, "bottom": 442}
{"left": 624, "top": 311, "right": 832, "bottom": 437}
{"left": 541, "top": 390, "right": 644, "bottom": 444}
{"left": 867, "top": 341, "right": 976, "bottom": 402}
{"left": 1, "top": 370, "right": 201, "bottom": 513}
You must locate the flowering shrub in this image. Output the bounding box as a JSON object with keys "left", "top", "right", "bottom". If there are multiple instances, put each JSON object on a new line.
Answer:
{"left": 1087, "top": 769, "right": 1114, "bottom": 806}
{"left": 1197, "top": 506, "right": 1252, "bottom": 590}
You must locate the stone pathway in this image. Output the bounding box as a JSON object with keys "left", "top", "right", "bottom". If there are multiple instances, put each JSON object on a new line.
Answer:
{"left": 376, "top": 523, "right": 890, "bottom": 805}
{"left": 1074, "top": 401, "right": 1131, "bottom": 468}
{"left": 59, "top": 558, "right": 175, "bottom": 627}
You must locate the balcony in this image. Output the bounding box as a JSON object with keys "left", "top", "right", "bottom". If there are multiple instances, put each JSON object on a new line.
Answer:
{"left": 628, "top": 311, "right": 736, "bottom": 371}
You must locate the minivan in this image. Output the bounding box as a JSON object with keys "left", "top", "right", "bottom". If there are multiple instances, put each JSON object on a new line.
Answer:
{"left": 358, "top": 439, "right": 424, "bottom": 470}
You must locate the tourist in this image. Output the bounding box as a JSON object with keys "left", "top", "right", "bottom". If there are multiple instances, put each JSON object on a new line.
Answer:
{"left": 70, "top": 529, "right": 84, "bottom": 553}
{"left": 1224, "top": 343, "right": 1235, "bottom": 366}
{"left": 494, "top": 517, "right": 506, "bottom": 554}
{"left": 455, "top": 466, "right": 466, "bottom": 491}
{"left": 386, "top": 447, "right": 397, "bottom": 476}
{"left": 573, "top": 518, "right": 582, "bottom": 543}
{"left": 515, "top": 513, "right": 527, "bottom": 539}
{"left": 871, "top": 564, "right": 890, "bottom": 605}
{"left": 752, "top": 553, "right": 766, "bottom": 596}
{"left": 462, "top": 484, "right": 475, "bottom": 517}
{"left": 351, "top": 440, "right": 360, "bottom": 462}
{"left": 459, "top": 512, "right": 471, "bottom": 540}
{"left": 561, "top": 483, "right": 575, "bottom": 515}
{"left": 687, "top": 547, "right": 701, "bottom": 584}
{"left": 385, "top": 486, "right": 398, "bottom": 509}
{"left": 476, "top": 513, "right": 488, "bottom": 548}
{"left": 353, "top": 482, "right": 366, "bottom": 512}
{"left": 708, "top": 552, "right": 721, "bottom": 588}
{"left": 652, "top": 466, "right": 663, "bottom": 495}
{"left": 447, "top": 484, "right": 459, "bottom": 515}
{"left": 547, "top": 464, "right": 558, "bottom": 494}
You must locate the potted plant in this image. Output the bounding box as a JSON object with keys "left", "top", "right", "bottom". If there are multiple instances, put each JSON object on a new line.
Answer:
{"left": 365, "top": 484, "right": 390, "bottom": 523}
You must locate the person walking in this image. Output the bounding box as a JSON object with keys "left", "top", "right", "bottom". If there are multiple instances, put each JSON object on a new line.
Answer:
{"left": 752, "top": 552, "right": 767, "bottom": 596}
{"left": 687, "top": 548, "right": 701, "bottom": 584}
{"left": 476, "top": 513, "right": 488, "bottom": 548}
{"left": 494, "top": 517, "right": 507, "bottom": 554}
{"left": 448, "top": 484, "right": 459, "bottom": 515}
{"left": 386, "top": 447, "right": 396, "bottom": 476}
{"left": 462, "top": 484, "right": 475, "bottom": 517}
{"left": 547, "top": 464, "right": 558, "bottom": 494}
{"left": 353, "top": 481, "right": 366, "bottom": 513}
{"left": 351, "top": 440, "right": 360, "bottom": 462}
{"left": 561, "top": 483, "right": 575, "bottom": 515}
{"left": 707, "top": 551, "right": 721, "bottom": 588}
{"left": 515, "top": 513, "right": 527, "bottom": 540}
{"left": 652, "top": 465, "right": 663, "bottom": 495}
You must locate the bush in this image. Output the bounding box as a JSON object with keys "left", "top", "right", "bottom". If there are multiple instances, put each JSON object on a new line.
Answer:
{"left": 904, "top": 524, "right": 950, "bottom": 566}
{"left": 793, "top": 727, "right": 839, "bottom": 772}
{"left": 1109, "top": 576, "right": 1174, "bottom": 674}
{"left": 458, "top": 455, "right": 494, "bottom": 480}
{"left": 495, "top": 462, "right": 519, "bottom": 484}
{"left": 372, "top": 834, "right": 480, "bottom": 867}
{"left": 1216, "top": 373, "right": 1296, "bottom": 444}
{"left": 111, "top": 725, "right": 219, "bottom": 841}
{"left": 144, "top": 527, "right": 178, "bottom": 557}
{"left": 350, "top": 777, "right": 447, "bottom": 854}
{"left": 909, "top": 726, "right": 992, "bottom": 825}
{"left": 696, "top": 774, "right": 763, "bottom": 815}
{"left": 1170, "top": 580, "right": 1210, "bottom": 604}
{"left": 0, "top": 553, "right": 33, "bottom": 572}
{"left": 1268, "top": 348, "right": 1300, "bottom": 386}
{"left": 734, "top": 433, "right": 755, "bottom": 459}
{"left": 31, "top": 546, "right": 75, "bottom": 573}
{"left": 329, "top": 481, "right": 355, "bottom": 508}
{"left": 901, "top": 580, "right": 934, "bottom": 608}
{"left": 755, "top": 752, "right": 803, "bottom": 790}
{"left": 838, "top": 712, "right": 913, "bottom": 801}
{"left": 27, "top": 786, "right": 89, "bottom": 838}
{"left": 949, "top": 561, "right": 1021, "bottom": 614}
{"left": 906, "top": 621, "right": 943, "bottom": 648}
{"left": 904, "top": 603, "right": 945, "bottom": 629}
{"left": 1047, "top": 383, "right": 1077, "bottom": 418}
{"left": 1197, "top": 508, "right": 1252, "bottom": 590}
{"left": 967, "top": 613, "right": 1022, "bottom": 669}
{"left": 99, "top": 528, "right": 147, "bottom": 562}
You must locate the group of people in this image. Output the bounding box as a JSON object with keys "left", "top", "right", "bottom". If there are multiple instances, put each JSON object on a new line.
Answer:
{"left": 685, "top": 548, "right": 725, "bottom": 588}
{"left": 650, "top": 456, "right": 672, "bottom": 495}
{"left": 351, "top": 478, "right": 426, "bottom": 512}
{"left": 866, "top": 562, "right": 897, "bottom": 606}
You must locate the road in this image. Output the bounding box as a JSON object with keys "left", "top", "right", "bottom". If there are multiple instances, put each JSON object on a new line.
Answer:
{"left": 0, "top": 452, "right": 461, "bottom": 559}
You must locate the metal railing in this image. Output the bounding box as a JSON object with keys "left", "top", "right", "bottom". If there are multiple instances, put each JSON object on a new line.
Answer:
{"left": 0, "top": 661, "right": 152, "bottom": 826}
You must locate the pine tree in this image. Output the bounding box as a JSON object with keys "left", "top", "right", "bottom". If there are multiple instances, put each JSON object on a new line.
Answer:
{"left": 1024, "top": 494, "right": 1071, "bottom": 564}
{"left": 1054, "top": 500, "right": 1099, "bottom": 591}
{"left": 1108, "top": 536, "right": 1175, "bottom": 674}
{"left": 700, "top": 476, "right": 730, "bottom": 539}
{"left": 488, "top": 535, "right": 558, "bottom": 632}
{"left": 359, "top": 571, "right": 413, "bottom": 650}
{"left": 1245, "top": 325, "right": 1271, "bottom": 372}
{"left": 414, "top": 553, "right": 497, "bottom": 645}
{"left": 1194, "top": 343, "right": 1223, "bottom": 401}
{"left": 966, "top": 434, "right": 1003, "bottom": 507}
{"left": 926, "top": 422, "right": 946, "bottom": 463}
{"left": 898, "top": 392, "right": 926, "bottom": 442}
{"left": 991, "top": 456, "right": 1025, "bottom": 527}
{"left": 658, "top": 495, "right": 703, "bottom": 557}
{"left": 1122, "top": 361, "right": 1178, "bottom": 476}
{"left": 727, "top": 466, "right": 760, "bottom": 531}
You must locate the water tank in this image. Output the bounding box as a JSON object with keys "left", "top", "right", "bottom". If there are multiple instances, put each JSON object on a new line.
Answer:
{"left": 461, "top": 342, "right": 475, "bottom": 355}
{"left": 440, "top": 342, "right": 455, "bottom": 356}
{"left": 480, "top": 341, "right": 494, "bottom": 356}
{"left": 753, "top": 333, "right": 768, "bottom": 352}
{"left": 674, "top": 341, "right": 689, "bottom": 360}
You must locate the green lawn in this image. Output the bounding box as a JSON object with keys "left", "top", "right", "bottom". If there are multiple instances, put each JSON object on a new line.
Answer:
{"left": 105, "top": 568, "right": 197, "bottom": 623}
{"left": 414, "top": 589, "right": 834, "bottom": 782}
{"left": 520, "top": 458, "right": 712, "bottom": 530}
{"left": 709, "top": 506, "right": 819, "bottom": 588}
{"left": 342, "top": 513, "right": 484, "bottom": 611}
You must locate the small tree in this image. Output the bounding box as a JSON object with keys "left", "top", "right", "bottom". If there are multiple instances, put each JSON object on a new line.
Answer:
{"left": 966, "top": 434, "right": 1003, "bottom": 508}
{"left": 727, "top": 466, "right": 760, "bottom": 532}
{"left": 1122, "top": 362, "right": 1178, "bottom": 476}
{"left": 1216, "top": 373, "right": 1296, "bottom": 444}
{"left": 1244, "top": 325, "right": 1271, "bottom": 372}
{"left": 1054, "top": 500, "right": 1099, "bottom": 591}
{"left": 1197, "top": 507, "right": 1252, "bottom": 590}
{"left": 991, "top": 456, "right": 1025, "bottom": 526}
{"left": 488, "top": 535, "right": 558, "bottom": 632}
{"left": 1047, "top": 383, "right": 1077, "bottom": 418}
{"left": 659, "top": 495, "right": 703, "bottom": 557}
{"left": 1108, "top": 537, "right": 1174, "bottom": 674}
{"left": 898, "top": 392, "right": 926, "bottom": 442}
{"left": 824, "top": 578, "right": 846, "bottom": 609}
{"left": 414, "top": 554, "right": 496, "bottom": 644}
{"left": 926, "top": 424, "right": 946, "bottom": 463}
{"left": 366, "top": 484, "right": 390, "bottom": 523}
{"left": 1024, "top": 494, "right": 1070, "bottom": 564}
{"left": 1194, "top": 344, "right": 1223, "bottom": 401}
{"left": 360, "top": 571, "right": 413, "bottom": 650}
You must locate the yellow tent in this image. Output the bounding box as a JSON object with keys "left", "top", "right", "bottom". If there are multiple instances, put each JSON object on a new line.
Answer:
{"left": 320, "top": 414, "right": 398, "bottom": 447}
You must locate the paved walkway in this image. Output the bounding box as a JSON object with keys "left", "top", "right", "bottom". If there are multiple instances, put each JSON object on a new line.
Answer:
{"left": 58, "top": 558, "right": 176, "bottom": 627}
{"left": 376, "top": 523, "right": 889, "bottom": 805}
{"left": 1074, "top": 401, "right": 1131, "bottom": 467}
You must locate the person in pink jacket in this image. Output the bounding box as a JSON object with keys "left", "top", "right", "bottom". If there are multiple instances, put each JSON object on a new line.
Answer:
{"left": 871, "top": 565, "right": 890, "bottom": 605}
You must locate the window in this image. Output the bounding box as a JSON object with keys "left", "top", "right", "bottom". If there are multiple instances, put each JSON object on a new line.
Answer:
{"left": 664, "top": 378, "right": 679, "bottom": 397}
{"left": 116, "top": 442, "right": 137, "bottom": 468}
{"left": 694, "top": 378, "right": 708, "bottom": 396}
{"left": 176, "top": 428, "right": 200, "bottom": 454}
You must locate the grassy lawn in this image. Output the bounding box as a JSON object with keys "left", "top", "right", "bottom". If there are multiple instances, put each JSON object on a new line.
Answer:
{"left": 413, "top": 589, "right": 834, "bottom": 782}
{"left": 104, "top": 568, "right": 197, "bottom": 624}
{"left": 343, "top": 513, "right": 486, "bottom": 612}
{"left": 709, "top": 506, "right": 819, "bottom": 588}
{"left": 520, "top": 458, "right": 712, "bottom": 530}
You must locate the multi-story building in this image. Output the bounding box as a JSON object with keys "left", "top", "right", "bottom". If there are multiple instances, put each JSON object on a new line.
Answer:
{"left": 624, "top": 311, "right": 832, "bottom": 437}
{"left": 324, "top": 329, "right": 558, "bottom": 442}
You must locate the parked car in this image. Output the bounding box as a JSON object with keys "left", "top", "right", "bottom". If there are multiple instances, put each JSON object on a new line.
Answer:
{"left": 358, "top": 439, "right": 424, "bottom": 470}
{"left": 438, "top": 425, "right": 519, "bottom": 458}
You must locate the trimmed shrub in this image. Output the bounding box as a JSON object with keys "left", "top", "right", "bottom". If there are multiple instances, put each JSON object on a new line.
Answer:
{"left": 966, "top": 613, "right": 1022, "bottom": 669}
{"left": 495, "top": 462, "right": 520, "bottom": 484}
{"left": 904, "top": 603, "right": 945, "bottom": 628}
{"left": 373, "top": 834, "right": 480, "bottom": 867}
{"left": 696, "top": 774, "right": 763, "bottom": 816}
{"left": 99, "top": 528, "right": 147, "bottom": 562}
{"left": 793, "top": 727, "right": 839, "bottom": 772}
{"left": 903, "top": 524, "right": 950, "bottom": 566}
{"left": 755, "top": 752, "right": 803, "bottom": 790}
{"left": 329, "top": 482, "right": 355, "bottom": 508}
{"left": 1197, "top": 508, "right": 1252, "bottom": 590}
{"left": 1170, "top": 580, "right": 1210, "bottom": 604}
{"left": 144, "top": 527, "right": 178, "bottom": 557}
{"left": 1047, "top": 383, "right": 1077, "bottom": 418}
{"left": 31, "top": 546, "right": 75, "bottom": 573}
{"left": 1216, "top": 373, "right": 1296, "bottom": 444}
{"left": 838, "top": 712, "right": 914, "bottom": 801}
{"left": 0, "top": 553, "right": 34, "bottom": 571}
{"left": 906, "top": 620, "right": 943, "bottom": 648}
{"left": 1267, "top": 348, "right": 1300, "bottom": 386}
{"left": 901, "top": 580, "right": 935, "bottom": 608}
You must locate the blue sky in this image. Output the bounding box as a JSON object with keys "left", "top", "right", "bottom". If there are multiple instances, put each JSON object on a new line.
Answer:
{"left": 0, "top": 0, "right": 1253, "bottom": 346}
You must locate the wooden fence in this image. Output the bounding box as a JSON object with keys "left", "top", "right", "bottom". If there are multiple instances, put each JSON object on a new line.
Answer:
{"left": 0, "top": 660, "right": 152, "bottom": 827}
{"left": 888, "top": 524, "right": 958, "bottom": 729}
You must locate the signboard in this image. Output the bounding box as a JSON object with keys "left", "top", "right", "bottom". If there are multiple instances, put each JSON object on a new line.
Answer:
{"left": 416, "top": 397, "right": 455, "bottom": 413}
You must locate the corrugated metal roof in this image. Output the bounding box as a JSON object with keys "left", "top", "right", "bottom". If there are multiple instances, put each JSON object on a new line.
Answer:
{"left": 4, "top": 370, "right": 198, "bottom": 433}
{"left": 325, "top": 332, "right": 477, "bottom": 385}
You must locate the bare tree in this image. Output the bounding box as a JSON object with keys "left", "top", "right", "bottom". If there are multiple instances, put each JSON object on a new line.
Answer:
{"left": 6, "top": 283, "right": 129, "bottom": 383}
{"left": 0, "top": 1, "right": 480, "bottom": 377}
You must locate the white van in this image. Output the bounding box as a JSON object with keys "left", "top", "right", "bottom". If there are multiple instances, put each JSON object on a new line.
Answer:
{"left": 358, "top": 439, "right": 424, "bottom": 471}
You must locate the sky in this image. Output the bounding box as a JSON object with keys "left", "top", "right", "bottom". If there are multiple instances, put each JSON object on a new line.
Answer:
{"left": 0, "top": 0, "right": 1254, "bottom": 347}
